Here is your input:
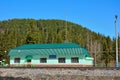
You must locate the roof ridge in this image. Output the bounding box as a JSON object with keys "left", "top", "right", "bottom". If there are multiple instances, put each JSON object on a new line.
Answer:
{"left": 12, "top": 43, "right": 82, "bottom": 50}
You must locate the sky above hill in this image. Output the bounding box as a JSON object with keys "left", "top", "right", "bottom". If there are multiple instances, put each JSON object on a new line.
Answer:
{"left": 0, "top": 0, "right": 120, "bottom": 38}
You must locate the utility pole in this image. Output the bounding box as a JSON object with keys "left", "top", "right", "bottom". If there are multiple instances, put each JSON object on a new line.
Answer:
{"left": 94, "top": 41, "right": 97, "bottom": 67}
{"left": 65, "top": 16, "right": 68, "bottom": 42}
{"left": 115, "top": 15, "right": 119, "bottom": 68}
{"left": 64, "top": 12, "right": 68, "bottom": 43}
{"left": 87, "top": 32, "right": 89, "bottom": 51}
{"left": 90, "top": 35, "right": 93, "bottom": 55}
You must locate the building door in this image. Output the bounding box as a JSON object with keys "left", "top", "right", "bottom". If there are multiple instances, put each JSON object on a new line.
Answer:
{"left": 27, "top": 59, "right": 31, "bottom": 63}
{"left": 25, "top": 55, "right": 32, "bottom": 64}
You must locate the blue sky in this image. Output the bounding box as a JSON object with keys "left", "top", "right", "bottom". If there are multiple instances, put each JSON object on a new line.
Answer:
{"left": 0, "top": 0, "right": 120, "bottom": 38}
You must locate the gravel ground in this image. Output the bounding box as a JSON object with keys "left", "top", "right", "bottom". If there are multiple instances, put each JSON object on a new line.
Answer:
{"left": 0, "top": 68, "right": 120, "bottom": 80}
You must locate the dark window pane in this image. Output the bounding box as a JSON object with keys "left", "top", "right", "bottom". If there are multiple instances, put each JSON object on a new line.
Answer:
{"left": 71, "top": 57, "right": 79, "bottom": 63}
{"left": 14, "top": 58, "right": 20, "bottom": 63}
{"left": 40, "top": 58, "right": 47, "bottom": 63}
{"left": 58, "top": 58, "right": 65, "bottom": 63}
{"left": 49, "top": 55, "right": 56, "bottom": 59}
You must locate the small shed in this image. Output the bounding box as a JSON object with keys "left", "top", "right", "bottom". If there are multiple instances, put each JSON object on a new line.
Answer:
{"left": 8, "top": 43, "right": 93, "bottom": 67}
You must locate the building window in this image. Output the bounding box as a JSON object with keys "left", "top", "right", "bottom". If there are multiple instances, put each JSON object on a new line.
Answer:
{"left": 49, "top": 55, "right": 56, "bottom": 59}
{"left": 40, "top": 58, "right": 47, "bottom": 63}
{"left": 14, "top": 58, "right": 20, "bottom": 63}
{"left": 71, "top": 57, "right": 79, "bottom": 63}
{"left": 58, "top": 58, "right": 65, "bottom": 63}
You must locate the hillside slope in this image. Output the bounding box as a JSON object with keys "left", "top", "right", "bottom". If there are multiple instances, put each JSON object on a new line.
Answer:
{"left": 0, "top": 19, "right": 116, "bottom": 67}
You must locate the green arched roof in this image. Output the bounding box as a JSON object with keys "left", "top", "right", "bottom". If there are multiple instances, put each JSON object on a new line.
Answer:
{"left": 9, "top": 43, "right": 90, "bottom": 56}
{"left": 13, "top": 43, "right": 82, "bottom": 49}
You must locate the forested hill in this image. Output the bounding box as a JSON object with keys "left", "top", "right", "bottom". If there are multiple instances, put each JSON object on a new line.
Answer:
{"left": 0, "top": 19, "right": 117, "bottom": 66}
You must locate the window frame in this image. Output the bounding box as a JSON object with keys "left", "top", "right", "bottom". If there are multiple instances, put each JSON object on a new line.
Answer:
{"left": 14, "top": 58, "right": 20, "bottom": 63}
{"left": 58, "top": 57, "right": 66, "bottom": 63}
{"left": 40, "top": 58, "right": 47, "bottom": 63}
{"left": 49, "top": 55, "right": 56, "bottom": 59}
{"left": 71, "top": 57, "right": 79, "bottom": 63}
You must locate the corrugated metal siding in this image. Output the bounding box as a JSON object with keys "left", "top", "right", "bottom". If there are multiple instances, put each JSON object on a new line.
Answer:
{"left": 9, "top": 48, "right": 89, "bottom": 56}
{"left": 8, "top": 43, "right": 90, "bottom": 56}
{"left": 12, "top": 43, "right": 81, "bottom": 49}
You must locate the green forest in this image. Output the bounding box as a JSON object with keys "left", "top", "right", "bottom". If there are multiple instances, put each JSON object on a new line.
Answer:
{"left": 0, "top": 19, "right": 119, "bottom": 67}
